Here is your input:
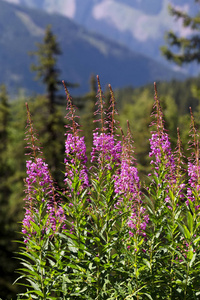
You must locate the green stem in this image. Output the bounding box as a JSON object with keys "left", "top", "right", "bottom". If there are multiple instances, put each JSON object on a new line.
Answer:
{"left": 134, "top": 238, "right": 139, "bottom": 299}
{"left": 184, "top": 262, "right": 189, "bottom": 300}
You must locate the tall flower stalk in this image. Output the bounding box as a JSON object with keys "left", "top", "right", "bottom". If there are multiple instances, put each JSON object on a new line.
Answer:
{"left": 114, "top": 122, "right": 149, "bottom": 298}
{"left": 23, "top": 103, "right": 65, "bottom": 239}
{"left": 18, "top": 103, "right": 65, "bottom": 299}
{"left": 91, "top": 76, "right": 122, "bottom": 174}
{"left": 63, "top": 81, "right": 89, "bottom": 192}
{"left": 187, "top": 108, "right": 200, "bottom": 207}
{"left": 177, "top": 108, "right": 200, "bottom": 300}
{"left": 145, "top": 83, "right": 187, "bottom": 298}
{"left": 86, "top": 77, "right": 124, "bottom": 298}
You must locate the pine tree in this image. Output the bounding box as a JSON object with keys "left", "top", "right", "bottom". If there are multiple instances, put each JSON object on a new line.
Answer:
{"left": 161, "top": 1, "right": 200, "bottom": 65}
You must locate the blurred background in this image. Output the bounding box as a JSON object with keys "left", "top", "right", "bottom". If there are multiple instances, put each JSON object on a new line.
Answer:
{"left": 1, "top": 0, "right": 200, "bottom": 298}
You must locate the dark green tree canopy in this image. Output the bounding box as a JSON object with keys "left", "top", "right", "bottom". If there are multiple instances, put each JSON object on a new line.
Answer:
{"left": 161, "top": 0, "right": 200, "bottom": 65}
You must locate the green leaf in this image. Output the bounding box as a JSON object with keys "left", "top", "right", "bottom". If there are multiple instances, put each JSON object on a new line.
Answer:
{"left": 178, "top": 222, "right": 191, "bottom": 240}
{"left": 188, "top": 198, "right": 195, "bottom": 211}
{"left": 176, "top": 279, "right": 184, "bottom": 286}
{"left": 26, "top": 278, "right": 42, "bottom": 292}
{"left": 143, "top": 259, "right": 151, "bottom": 270}
{"left": 18, "top": 259, "right": 35, "bottom": 271}
{"left": 13, "top": 275, "right": 26, "bottom": 285}
{"left": 189, "top": 252, "right": 196, "bottom": 267}
{"left": 26, "top": 289, "right": 44, "bottom": 297}
{"left": 18, "top": 267, "right": 39, "bottom": 279}
{"left": 194, "top": 236, "right": 200, "bottom": 245}
{"left": 143, "top": 293, "right": 154, "bottom": 300}
{"left": 94, "top": 256, "right": 100, "bottom": 263}
{"left": 183, "top": 225, "right": 191, "bottom": 240}
{"left": 187, "top": 211, "right": 193, "bottom": 234}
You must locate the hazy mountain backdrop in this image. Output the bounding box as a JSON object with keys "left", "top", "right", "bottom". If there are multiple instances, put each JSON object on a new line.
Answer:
{"left": 0, "top": 0, "right": 188, "bottom": 95}
{"left": 3, "top": 0, "right": 199, "bottom": 76}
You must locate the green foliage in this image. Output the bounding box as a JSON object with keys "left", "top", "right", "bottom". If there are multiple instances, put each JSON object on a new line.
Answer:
{"left": 161, "top": 1, "right": 200, "bottom": 65}
{"left": 0, "top": 86, "right": 23, "bottom": 299}
{"left": 13, "top": 80, "right": 200, "bottom": 300}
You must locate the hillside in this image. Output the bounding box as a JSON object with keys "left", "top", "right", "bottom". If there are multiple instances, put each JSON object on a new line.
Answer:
{"left": 0, "top": 0, "right": 185, "bottom": 96}
{"left": 3, "top": 0, "right": 199, "bottom": 76}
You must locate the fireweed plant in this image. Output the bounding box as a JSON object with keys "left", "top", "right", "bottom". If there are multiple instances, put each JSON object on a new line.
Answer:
{"left": 16, "top": 77, "right": 200, "bottom": 299}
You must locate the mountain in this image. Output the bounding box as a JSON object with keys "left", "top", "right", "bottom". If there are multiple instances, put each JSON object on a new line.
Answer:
{"left": 2, "top": 0, "right": 199, "bottom": 76}
{"left": 0, "top": 0, "right": 185, "bottom": 96}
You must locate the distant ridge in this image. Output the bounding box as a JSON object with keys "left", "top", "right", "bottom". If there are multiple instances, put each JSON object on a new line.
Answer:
{"left": 0, "top": 0, "right": 186, "bottom": 96}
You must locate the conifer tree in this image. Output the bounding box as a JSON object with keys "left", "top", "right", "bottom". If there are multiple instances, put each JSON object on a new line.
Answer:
{"left": 161, "top": 1, "right": 200, "bottom": 65}
{"left": 30, "top": 25, "right": 67, "bottom": 180}
{"left": 31, "top": 25, "right": 61, "bottom": 113}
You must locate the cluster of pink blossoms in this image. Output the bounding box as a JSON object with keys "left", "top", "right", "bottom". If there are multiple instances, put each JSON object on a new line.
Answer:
{"left": 148, "top": 86, "right": 187, "bottom": 210}
{"left": 91, "top": 132, "right": 122, "bottom": 170}
{"left": 149, "top": 132, "right": 176, "bottom": 175}
{"left": 114, "top": 129, "right": 149, "bottom": 237}
{"left": 115, "top": 159, "right": 149, "bottom": 236}
{"left": 185, "top": 109, "right": 200, "bottom": 208}
{"left": 64, "top": 133, "right": 89, "bottom": 189}
{"left": 127, "top": 208, "right": 149, "bottom": 237}
{"left": 187, "top": 161, "right": 200, "bottom": 207}
{"left": 25, "top": 158, "right": 53, "bottom": 194}
{"left": 23, "top": 157, "right": 65, "bottom": 241}
{"left": 114, "top": 160, "right": 140, "bottom": 205}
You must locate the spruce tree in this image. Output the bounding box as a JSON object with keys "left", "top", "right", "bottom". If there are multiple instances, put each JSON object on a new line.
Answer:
{"left": 30, "top": 25, "right": 66, "bottom": 180}
{"left": 161, "top": 1, "right": 200, "bottom": 65}
{"left": 31, "top": 25, "right": 61, "bottom": 113}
